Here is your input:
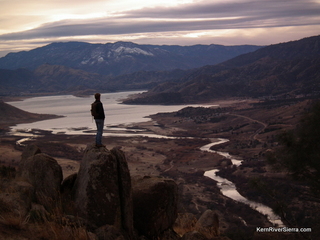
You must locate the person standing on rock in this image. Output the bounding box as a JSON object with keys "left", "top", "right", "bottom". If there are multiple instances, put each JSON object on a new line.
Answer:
{"left": 91, "top": 93, "right": 105, "bottom": 147}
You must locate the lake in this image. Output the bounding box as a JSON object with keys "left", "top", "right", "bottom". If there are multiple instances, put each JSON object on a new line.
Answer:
{"left": 7, "top": 91, "right": 214, "bottom": 135}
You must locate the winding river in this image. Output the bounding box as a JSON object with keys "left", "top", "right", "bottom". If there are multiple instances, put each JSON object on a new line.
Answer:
{"left": 6, "top": 91, "right": 283, "bottom": 227}
{"left": 202, "top": 139, "right": 284, "bottom": 226}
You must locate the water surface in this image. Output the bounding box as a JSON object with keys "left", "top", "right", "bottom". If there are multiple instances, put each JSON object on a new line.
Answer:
{"left": 202, "top": 139, "right": 284, "bottom": 226}
{"left": 8, "top": 91, "right": 212, "bottom": 135}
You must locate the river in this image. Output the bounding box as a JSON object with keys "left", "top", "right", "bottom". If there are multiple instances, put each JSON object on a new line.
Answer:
{"left": 6, "top": 91, "right": 283, "bottom": 227}
{"left": 202, "top": 139, "right": 284, "bottom": 226}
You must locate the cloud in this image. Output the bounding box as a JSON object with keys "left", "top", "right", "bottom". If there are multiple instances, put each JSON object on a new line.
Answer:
{"left": 1, "top": 0, "right": 319, "bottom": 42}
{"left": 121, "top": 0, "right": 320, "bottom": 25}
{"left": 0, "top": 0, "right": 319, "bottom": 56}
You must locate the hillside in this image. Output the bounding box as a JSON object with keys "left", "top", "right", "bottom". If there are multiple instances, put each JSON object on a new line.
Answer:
{"left": 0, "top": 64, "right": 191, "bottom": 96}
{"left": 0, "top": 41, "right": 261, "bottom": 77}
{"left": 124, "top": 35, "right": 320, "bottom": 104}
{"left": 0, "top": 68, "right": 37, "bottom": 95}
{"left": 0, "top": 64, "right": 113, "bottom": 96}
{"left": 0, "top": 100, "right": 60, "bottom": 130}
{"left": 33, "top": 64, "right": 111, "bottom": 93}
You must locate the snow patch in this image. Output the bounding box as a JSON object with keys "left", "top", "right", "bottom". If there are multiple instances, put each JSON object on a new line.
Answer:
{"left": 81, "top": 59, "right": 90, "bottom": 65}
{"left": 81, "top": 46, "right": 153, "bottom": 65}
{"left": 114, "top": 46, "right": 154, "bottom": 56}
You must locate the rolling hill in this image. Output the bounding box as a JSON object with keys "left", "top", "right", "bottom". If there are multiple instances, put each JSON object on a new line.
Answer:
{"left": 123, "top": 35, "right": 320, "bottom": 104}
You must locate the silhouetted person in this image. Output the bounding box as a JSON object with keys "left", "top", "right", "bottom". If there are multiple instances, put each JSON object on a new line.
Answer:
{"left": 91, "top": 93, "right": 105, "bottom": 147}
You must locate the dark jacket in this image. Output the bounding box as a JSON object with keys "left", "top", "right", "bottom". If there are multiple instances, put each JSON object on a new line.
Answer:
{"left": 91, "top": 100, "right": 105, "bottom": 119}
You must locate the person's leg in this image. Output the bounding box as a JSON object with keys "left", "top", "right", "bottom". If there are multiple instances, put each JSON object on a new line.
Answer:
{"left": 95, "top": 119, "right": 104, "bottom": 146}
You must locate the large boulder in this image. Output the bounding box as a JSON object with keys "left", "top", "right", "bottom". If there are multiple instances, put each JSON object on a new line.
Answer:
{"left": 174, "top": 213, "right": 198, "bottom": 236}
{"left": 72, "top": 145, "right": 134, "bottom": 238}
{"left": 195, "top": 209, "right": 220, "bottom": 239}
{"left": 20, "top": 144, "right": 41, "bottom": 161}
{"left": 60, "top": 173, "right": 78, "bottom": 215}
{"left": 132, "top": 176, "right": 178, "bottom": 239}
{"left": 17, "top": 145, "right": 63, "bottom": 210}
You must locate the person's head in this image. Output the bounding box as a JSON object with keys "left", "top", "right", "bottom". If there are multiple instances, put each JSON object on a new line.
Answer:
{"left": 94, "top": 93, "right": 101, "bottom": 100}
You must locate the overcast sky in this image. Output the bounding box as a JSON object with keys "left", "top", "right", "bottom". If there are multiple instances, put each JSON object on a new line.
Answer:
{"left": 0, "top": 0, "right": 320, "bottom": 57}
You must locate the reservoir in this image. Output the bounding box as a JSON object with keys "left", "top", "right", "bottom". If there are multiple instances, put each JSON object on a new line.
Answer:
{"left": 7, "top": 91, "right": 211, "bottom": 135}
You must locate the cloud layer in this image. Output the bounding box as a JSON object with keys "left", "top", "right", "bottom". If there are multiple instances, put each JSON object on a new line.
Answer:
{"left": 0, "top": 0, "right": 320, "bottom": 56}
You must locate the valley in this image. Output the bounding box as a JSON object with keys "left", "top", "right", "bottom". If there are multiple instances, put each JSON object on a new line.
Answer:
{"left": 1, "top": 96, "right": 318, "bottom": 239}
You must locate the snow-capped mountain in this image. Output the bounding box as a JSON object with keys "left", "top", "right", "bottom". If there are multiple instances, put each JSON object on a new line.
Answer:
{"left": 0, "top": 41, "right": 261, "bottom": 76}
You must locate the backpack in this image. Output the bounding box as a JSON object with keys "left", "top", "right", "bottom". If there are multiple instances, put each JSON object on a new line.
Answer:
{"left": 91, "top": 102, "right": 98, "bottom": 117}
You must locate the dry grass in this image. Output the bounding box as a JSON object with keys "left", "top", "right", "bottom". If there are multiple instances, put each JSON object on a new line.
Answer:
{"left": 0, "top": 208, "right": 93, "bottom": 240}
{"left": 40, "top": 222, "right": 92, "bottom": 240}
{"left": 0, "top": 210, "right": 29, "bottom": 230}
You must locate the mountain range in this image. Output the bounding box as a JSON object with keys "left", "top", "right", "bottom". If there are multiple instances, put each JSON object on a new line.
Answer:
{"left": 0, "top": 41, "right": 261, "bottom": 96}
{"left": 0, "top": 35, "right": 319, "bottom": 103}
{"left": 0, "top": 41, "right": 261, "bottom": 76}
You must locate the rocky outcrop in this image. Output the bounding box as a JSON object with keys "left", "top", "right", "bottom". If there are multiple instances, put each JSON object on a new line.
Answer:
{"left": 174, "top": 213, "right": 198, "bottom": 236}
{"left": 174, "top": 210, "right": 224, "bottom": 240}
{"left": 0, "top": 143, "right": 227, "bottom": 240}
{"left": 195, "top": 210, "right": 220, "bottom": 238}
{"left": 17, "top": 144, "right": 63, "bottom": 210}
{"left": 72, "top": 145, "right": 134, "bottom": 238}
{"left": 71, "top": 145, "right": 182, "bottom": 239}
{"left": 132, "top": 176, "right": 178, "bottom": 239}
